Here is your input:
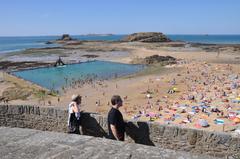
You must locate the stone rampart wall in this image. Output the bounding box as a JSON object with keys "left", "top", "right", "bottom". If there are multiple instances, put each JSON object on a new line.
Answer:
{"left": 0, "top": 105, "right": 239, "bottom": 158}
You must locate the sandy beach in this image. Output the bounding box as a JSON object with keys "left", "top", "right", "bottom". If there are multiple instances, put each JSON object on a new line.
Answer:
{"left": 0, "top": 40, "right": 240, "bottom": 133}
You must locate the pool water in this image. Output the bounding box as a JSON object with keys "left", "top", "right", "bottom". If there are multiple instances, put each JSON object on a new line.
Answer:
{"left": 13, "top": 60, "right": 144, "bottom": 90}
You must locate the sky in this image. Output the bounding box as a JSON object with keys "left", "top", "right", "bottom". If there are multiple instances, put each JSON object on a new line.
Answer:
{"left": 0, "top": 0, "right": 239, "bottom": 36}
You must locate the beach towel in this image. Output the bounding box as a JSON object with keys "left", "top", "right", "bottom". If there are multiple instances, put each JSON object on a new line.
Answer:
{"left": 214, "top": 119, "right": 224, "bottom": 125}
{"left": 233, "top": 117, "right": 240, "bottom": 124}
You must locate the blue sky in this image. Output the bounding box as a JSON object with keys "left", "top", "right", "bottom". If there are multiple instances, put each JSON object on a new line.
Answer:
{"left": 0, "top": 0, "right": 239, "bottom": 36}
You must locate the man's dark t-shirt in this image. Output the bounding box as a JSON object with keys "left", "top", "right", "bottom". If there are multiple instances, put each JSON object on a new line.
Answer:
{"left": 108, "top": 107, "right": 125, "bottom": 141}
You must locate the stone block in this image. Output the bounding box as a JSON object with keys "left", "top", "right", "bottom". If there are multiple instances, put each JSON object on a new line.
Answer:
{"left": 187, "top": 129, "right": 198, "bottom": 145}
{"left": 0, "top": 105, "right": 8, "bottom": 114}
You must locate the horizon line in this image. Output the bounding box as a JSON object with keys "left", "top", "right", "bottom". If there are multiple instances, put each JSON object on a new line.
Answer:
{"left": 1, "top": 33, "right": 240, "bottom": 37}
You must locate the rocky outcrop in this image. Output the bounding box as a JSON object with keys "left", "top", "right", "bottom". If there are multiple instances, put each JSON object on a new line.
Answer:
{"left": 123, "top": 32, "right": 171, "bottom": 42}
{"left": 46, "top": 34, "right": 75, "bottom": 44}
{"left": 0, "top": 61, "right": 52, "bottom": 71}
{"left": 58, "top": 34, "right": 73, "bottom": 41}
{"left": 144, "top": 55, "right": 176, "bottom": 64}
{"left": 45, "top": 41, "right": 53, "bottom": 44}
{"left": 82, "top": 54, "right": 99, "bottom": 58}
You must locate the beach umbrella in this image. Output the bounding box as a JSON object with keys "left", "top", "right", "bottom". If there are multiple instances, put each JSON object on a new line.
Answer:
{"left": 198, "top": 119, "right": 209, "bottom": 127}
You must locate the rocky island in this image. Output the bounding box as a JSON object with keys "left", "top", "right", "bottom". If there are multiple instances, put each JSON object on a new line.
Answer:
{"left": 123, "top": 32, "right": 171, "bottom": 42}
{"left": 46, "top": 34, "right": 76, "bottom": 44}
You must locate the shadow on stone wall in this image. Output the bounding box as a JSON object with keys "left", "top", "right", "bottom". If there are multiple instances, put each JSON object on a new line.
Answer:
{"left": 81, "top": 113, "right": 108, "bottom": 138}
{"left": 126, "top": 121, "right": 155, "bottom": 146}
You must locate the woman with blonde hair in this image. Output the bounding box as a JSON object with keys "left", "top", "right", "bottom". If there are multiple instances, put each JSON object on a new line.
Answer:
{"left": 68, "top": 94, "right": 82, "bottom": 134}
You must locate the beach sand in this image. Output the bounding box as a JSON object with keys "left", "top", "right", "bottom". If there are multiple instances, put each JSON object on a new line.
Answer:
{"left": 0, "top": 41, "right": 239, "bottom": 133}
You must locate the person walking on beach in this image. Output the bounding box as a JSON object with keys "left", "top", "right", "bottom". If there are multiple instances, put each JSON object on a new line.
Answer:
{"left": 217, "top": 49, "right": 220, "bottom": 58}
{"left": 108, "top": 95, "right": 125, "bottom": 141}
{"left": 68, "top": 94, "right": 82, "bottom": 134}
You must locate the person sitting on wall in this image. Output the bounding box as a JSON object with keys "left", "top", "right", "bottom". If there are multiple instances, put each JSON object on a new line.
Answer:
{"left": 68, "top": 94, "right": 82, "bottom": 134}
{"left": 107, "top": 95, "right": 125, "bottom": 141}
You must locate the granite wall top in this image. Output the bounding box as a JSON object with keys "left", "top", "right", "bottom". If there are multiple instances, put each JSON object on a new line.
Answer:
{"left": 0, "top": 127, "right": 219, "bottom": 159}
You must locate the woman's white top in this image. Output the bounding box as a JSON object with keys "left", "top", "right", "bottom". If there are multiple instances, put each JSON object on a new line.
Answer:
{"left": 68, "top": 102, "right": 74, "bottom": 126}
{"left": 68, "top": 102, "right": 81, "bottom": 126}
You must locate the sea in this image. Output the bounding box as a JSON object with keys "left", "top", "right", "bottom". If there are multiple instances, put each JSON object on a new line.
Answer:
{"left": 0, "top": 35, "right": 125, "bottom": 54}
{"left": 1, "top": 34, "right": 240, "bottom": 54}
{"left": 168, "top": 35, "right": 240, "bottom": 44}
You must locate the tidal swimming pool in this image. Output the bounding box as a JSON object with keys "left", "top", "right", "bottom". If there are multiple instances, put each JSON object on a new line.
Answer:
{"left": 13, "top": 60, "right": 144, "bottom": 90}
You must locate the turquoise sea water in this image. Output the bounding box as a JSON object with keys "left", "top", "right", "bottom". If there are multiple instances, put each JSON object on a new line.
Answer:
{"left": 13, "top": 60, "right": 144, "bottom": 90}
{"left": 1, "top": 34, "right": 240, "bottom": 54}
